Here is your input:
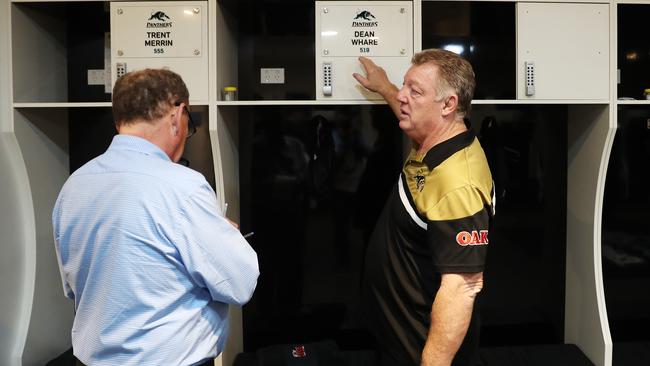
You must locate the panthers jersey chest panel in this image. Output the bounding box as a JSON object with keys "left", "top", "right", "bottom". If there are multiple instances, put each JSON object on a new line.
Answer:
{"left": 399, "top": 130, "right": 494, "bottom": 273}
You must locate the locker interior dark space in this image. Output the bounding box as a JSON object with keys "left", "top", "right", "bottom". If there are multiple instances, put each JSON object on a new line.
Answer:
{"left": 605, "top": 4, "right": 650, "bottom": 364}
{"left": 617, "top": 5, "right": 650, "bottom": 100}
{"left": 235, "top": 104, "right": 573, "bottom": 364}
{"left": 603, "top": 106, "right": 650, "bottom": 365}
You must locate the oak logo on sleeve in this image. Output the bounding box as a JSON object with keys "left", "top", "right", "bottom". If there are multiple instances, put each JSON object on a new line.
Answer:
{"left": 455, "top": 230, "right": 488, "bottom": 246}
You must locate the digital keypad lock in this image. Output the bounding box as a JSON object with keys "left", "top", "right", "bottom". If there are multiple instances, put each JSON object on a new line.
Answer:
{"left": 525, "top": 61, "right": 535, "bottom": 96}
{"left": 116, "top": 63, "right": 128, "bottom": 79}
{"left": 322, "top": 62, "right": 332, "bottom": 96}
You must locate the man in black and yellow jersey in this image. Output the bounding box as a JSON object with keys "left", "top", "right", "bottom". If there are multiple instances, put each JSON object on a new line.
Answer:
{"left": 353, "top": 49, "right": 494, "bottom": 366}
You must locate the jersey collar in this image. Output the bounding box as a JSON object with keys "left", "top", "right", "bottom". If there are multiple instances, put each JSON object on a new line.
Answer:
{"left": 408, "top": 120, "right": 476, "bottom": 170}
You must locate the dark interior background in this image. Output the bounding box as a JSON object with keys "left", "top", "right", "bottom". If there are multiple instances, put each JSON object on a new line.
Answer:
{"left": 223, "top": 0, "right": 315, "bottom": 100}
{"left": 238, "top": 104, "right": 568, "bottom": 354}
{"left": 617, "top": 5, "right": 650, "bottom": 100}
{"left": 231, "top": 0, "right": 563, "bottom": 354}
{"left": 609, "top": 5, "right": 650, "bottom": 362}
{"left": 67, "top": 2, "right": 111, "bottom": 103}
{"left": 421, "top": 1, "right": 516, "bottom": 100}
{"left": 603, "top": 106, "right": 650, "bottom": 365}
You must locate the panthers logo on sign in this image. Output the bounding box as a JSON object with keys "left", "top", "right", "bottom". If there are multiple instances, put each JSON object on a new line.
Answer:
{"left": 148, "top": 11, "right": 170, "bottom": 21}
{"left": 354, "top": 10, "right": 375, "bottom": 21}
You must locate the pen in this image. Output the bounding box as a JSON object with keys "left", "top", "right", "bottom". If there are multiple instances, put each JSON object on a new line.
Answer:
{"left": 243, "top": 231, "right": 254, "bottom": 239}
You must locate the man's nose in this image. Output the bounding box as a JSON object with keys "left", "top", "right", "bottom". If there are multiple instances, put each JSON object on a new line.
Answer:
{"left": 396, "top": 88, "right": 408, "bottom": 103}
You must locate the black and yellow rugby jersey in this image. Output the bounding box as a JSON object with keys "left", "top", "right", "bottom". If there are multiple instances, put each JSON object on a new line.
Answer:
{"left": 362, "top": 128, "right": 494, "bottom": 365}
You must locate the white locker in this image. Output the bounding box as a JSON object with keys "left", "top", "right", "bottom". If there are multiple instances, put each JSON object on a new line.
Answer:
{"left": 517, "top": 3, "right": 609, "bottom": 100}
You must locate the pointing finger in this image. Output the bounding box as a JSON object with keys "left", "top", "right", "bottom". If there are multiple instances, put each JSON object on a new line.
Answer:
{"left": 358, "top": 56, "right": 373, "bottom": 72}
{"left": 353, "top": 73, "right": 369, "bottom": 87}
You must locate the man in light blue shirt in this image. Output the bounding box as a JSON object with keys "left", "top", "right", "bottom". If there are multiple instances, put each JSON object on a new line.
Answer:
{"left": 52, "top": 69, "right": 259, "bottom": 366}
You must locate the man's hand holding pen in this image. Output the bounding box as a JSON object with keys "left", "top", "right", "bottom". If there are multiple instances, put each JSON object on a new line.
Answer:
{"left": 224, "top": 202, "right": 253, "bottom": 238}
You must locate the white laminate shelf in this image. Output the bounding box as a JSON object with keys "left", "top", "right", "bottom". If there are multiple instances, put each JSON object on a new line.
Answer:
{"left": 472, "top": 99, "right": 611, "bottom": 105}
{"left": 10, "top": 0, "right": 105, "bottom": 3}
{"left": 216, "top": 99, "right": 612, "bottom": 106}
{"left": 13, "top": 101, "right": 212, "bottom": 108}
{"left": 13, "top": 100, "right": 612, "bottom": 108}
{"left": 616, "top": 100, "right": 650, "bottom": 105}
{"left": 423, "top": 0, "right": 611, "bottom": 3}
{"left": 616, "top": 0, "right": 650, "bottom": 4}
{"left": 216, "top": 100, "right": 388, "bottom": 106}
{"left": 13, "top": 102, "right": 113, "bottom": 108}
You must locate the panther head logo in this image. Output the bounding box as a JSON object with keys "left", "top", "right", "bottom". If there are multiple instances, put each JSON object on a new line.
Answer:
{"left": 414, "top": 174, "right": 425, "bottom": 192}
{"left": 148, "top": 11, "right": 170, "bottom": 21}
{"left": 354, "top": 10, "right": 375, "bottom": 21}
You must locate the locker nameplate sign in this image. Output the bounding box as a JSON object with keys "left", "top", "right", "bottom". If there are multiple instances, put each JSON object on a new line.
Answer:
{"left": 112, "top": 3, "right": 204, "bottom": 58}
{"left": 319, "top": 3, "right": 411, "bottom": 57}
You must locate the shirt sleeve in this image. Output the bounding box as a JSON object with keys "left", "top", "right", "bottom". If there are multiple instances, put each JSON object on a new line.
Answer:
{"left": 427, "top": 187, "right": 491, "bottom": 273}
{"left": 54, "top": 243, "right": 75, "bottom": 299}
{"left": 175, "top": 183, "right": 259, "bottom": 305}
{"left": 52, "top": 197, "right": 75, "bottom": 300}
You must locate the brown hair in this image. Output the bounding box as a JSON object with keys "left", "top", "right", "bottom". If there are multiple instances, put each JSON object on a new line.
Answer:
{"left": 411, "top": 49, "right": 475, "bottom": 119}
{"left": 112, "top": 69, "right": 189, "bottom": 127}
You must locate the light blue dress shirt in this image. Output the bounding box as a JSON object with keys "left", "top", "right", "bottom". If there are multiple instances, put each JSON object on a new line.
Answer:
{"left": 53, "top": 135, "right": 259, "bottom": 366}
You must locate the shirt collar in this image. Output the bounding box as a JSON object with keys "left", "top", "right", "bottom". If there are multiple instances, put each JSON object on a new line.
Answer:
{"left": 108, "top": 134, "right": 171, "bottom": 162}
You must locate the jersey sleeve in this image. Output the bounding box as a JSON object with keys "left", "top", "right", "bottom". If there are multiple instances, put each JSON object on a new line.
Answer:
{"left": 426, "top": 186, "right": 491, "bottom": 273}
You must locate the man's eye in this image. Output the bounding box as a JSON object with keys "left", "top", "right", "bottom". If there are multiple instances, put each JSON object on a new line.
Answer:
{"left": 411, "top": 90, "right": 421, "bottom": 97}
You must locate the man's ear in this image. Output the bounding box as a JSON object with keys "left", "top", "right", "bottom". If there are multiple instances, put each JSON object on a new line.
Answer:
{"left": 170, "top": 106, "right": 181, "bottom": 136}
{"left": 441, "top": 95, "right": 458, "bottom": 117}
